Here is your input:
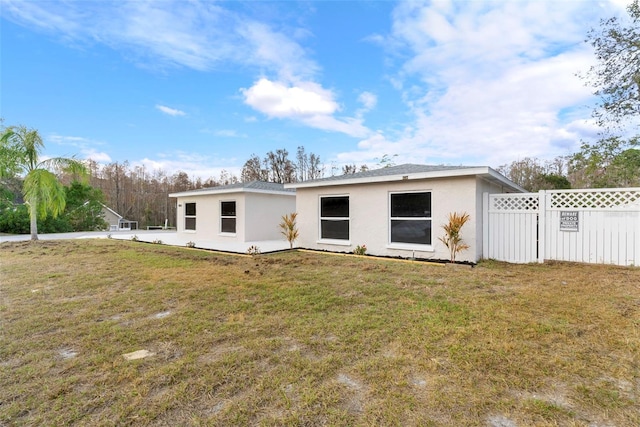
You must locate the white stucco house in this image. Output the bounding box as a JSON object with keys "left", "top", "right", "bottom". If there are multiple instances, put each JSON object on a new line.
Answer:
{"left": 285, "top": 164, "right": 524, "bottom": 263}
{"left": 169, "top": 181, "right": 296, "bottom": 248}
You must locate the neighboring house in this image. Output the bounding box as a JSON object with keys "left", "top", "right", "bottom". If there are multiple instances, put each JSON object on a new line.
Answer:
{"left": 285, "top": 164, "right": 524, "bottom": 263}
{"left": 169, "top": 181, "right": 296, "bottom": 244}
{"left": 102, "top": 205, "right": 138, "bottom": 231}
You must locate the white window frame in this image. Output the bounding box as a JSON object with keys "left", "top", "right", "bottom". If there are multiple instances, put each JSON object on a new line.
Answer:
{"left": 184, "top": 202, "right": 196, "bottom": 232}
{"left": 220, "top": 200, "right": 237, "bottom": 235}
{"left": 318, "top": 194, "right": 350, "bottom": 245}
{"left": 387, "top": 190, "right": 434, "bottom": 251}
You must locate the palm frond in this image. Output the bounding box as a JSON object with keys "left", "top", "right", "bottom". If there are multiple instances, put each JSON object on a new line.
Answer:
{"left": 1, "top": 126, "right": 44, "bottom": 172}
{"left": 39, "top": 157, "right": 89, "bottom": 182}
{"left": 23, "top": 169, "right": 67, "bottom": 219}
{"left": 0, "top": 126, "right": 30, "bottom": 177}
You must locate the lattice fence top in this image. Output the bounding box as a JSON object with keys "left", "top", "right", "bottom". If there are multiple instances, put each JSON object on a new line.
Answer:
{"left": 490, "top": 193, "right": 539, "bottom": 211}
{"left": 549, "top": 189, "right": 640, "bottom": 209}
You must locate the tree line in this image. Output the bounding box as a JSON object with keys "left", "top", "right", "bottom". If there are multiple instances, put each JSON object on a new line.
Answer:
{"left": 1, "top": 133, "right": 638, "bottom": 235}
{"left": 498, "top": 135, "right": 640, "bottom": 192}
{"left": 0, "top": 144, "right": 333, "bottom": 233}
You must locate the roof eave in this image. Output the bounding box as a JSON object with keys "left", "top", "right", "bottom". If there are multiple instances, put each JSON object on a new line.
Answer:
{"left": 483, "top": 168, "right": 526, "bottom": 193}
{"left": 286, "top": 167, "right": 498, "bottom": 189}
{"left": 169, "top": 188, "right": 295, "bottom": 198}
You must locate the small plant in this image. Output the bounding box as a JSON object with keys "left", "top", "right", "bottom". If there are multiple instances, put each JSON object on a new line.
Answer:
{"left": 186, "top": 241, "right": 196, "bottom": 248}
{"left": 131, "top": 235, "right": 139, "bottom": 242}
{"left": 106, "top": 234, "right": 112, "bottom": 239}
{"left": 438, "top": 212, "right": 470, "bottom": 263}
{"left": 152, "top": 239, "right": 163, "bottom": 244}
{"left": 247, "top": 245, "right": 261, "bottom": 255}
{"left": 353, "top": 244, "right": 367, "bottom": 255}
{"left": 279, "top": 212, "right": 299, "bottom": 249}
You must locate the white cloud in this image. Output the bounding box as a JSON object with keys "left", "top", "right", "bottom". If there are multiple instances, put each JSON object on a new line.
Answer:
{"left": 242, "top": 78, "right": 338, "bottom": 117}
{"left": 3, "top": 1, "right": 362, "bottom": 139}
{"left": 48, "top": 134, "right": 111, "bottom": 162}
{"left": 1, "top": 0, "right": 314, "bottom": 79}
{"left": 83, "top": 150, "right": 112, "bottom": 163}
{"left": 336, "top": 1, "right": 620, "bottom": 168}
{"left": 237, "top": 21, "right": 319, "bottom": 82}
{"left": 134, "top": 152, "right": 241, "bottom": 180}
{"left": 358, "top": 91, "right": 377, "bottom": 112}
{"left": 156, "top": 104, "right": 186, "bottom": 116}
{"left": 213, "top": 129, "right": 246, "bottom": 138}
{"left": 242, "top": 78, "right": 371, "bottom": 138}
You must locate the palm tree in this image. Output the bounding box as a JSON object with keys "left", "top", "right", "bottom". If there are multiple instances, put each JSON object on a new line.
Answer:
{"left": 0, "top": 125, "right": 87, "bottom": 240}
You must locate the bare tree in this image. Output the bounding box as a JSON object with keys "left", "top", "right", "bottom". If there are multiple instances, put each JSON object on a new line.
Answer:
{"left": 265, "top": 149, "right": 296, "bottom": 183}
{"left": 342, "top": 164, "right": 357, "bottom": 175}
{"left": 241, "top": 154, "right": 267, "bottom": 182}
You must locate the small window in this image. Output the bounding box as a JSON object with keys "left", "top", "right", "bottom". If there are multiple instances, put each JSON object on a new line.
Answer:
{"left": 390, "top": 192, "right": 431, "bottom": 245}
{"left": 185, "top": 202, "right": 196, "bottom": 230}
{"left": 221, "top": 201, "right": 236, "bottom": 233}
{"left": 320, "top": 196, "right": 349, "bottom": 240}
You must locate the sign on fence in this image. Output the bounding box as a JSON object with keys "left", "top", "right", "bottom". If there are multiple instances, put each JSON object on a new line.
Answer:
{"left": 559, "top": 211, "right": 579, "bottom": 232}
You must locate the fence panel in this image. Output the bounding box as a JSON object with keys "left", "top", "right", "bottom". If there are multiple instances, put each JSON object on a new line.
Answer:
{"left": 544, "top": 189, "right": 640, "bottom": 266}
{"left": 485, "top": 188, "right": 640, "bottom": 266}
{"left": 486, "top": 193, "right": 539, "bottom": 263}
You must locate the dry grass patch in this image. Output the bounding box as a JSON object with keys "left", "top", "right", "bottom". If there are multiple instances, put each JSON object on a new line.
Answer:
{"left": 1, "top": 239, "right": 639, "bottom": 426}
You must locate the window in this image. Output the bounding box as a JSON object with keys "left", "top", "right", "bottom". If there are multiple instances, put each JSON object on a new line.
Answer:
{"left": 320, "top": 196, "right": 349, "bottom": 240}
{"left": 220, "top": 201, "right": 236, "bottom": 233}
{"left": 390, "top": 192, "right": 431, "bottom": 245}
{"left": 185, "top": 202, "right": 196, "bottom": 231}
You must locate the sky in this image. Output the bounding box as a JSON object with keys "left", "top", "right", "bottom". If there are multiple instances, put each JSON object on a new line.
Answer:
{"left": 0, "top": 0, "right": 632, "bottom": 180}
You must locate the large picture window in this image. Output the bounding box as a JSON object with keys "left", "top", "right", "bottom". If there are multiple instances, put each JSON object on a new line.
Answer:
{"left": 185, "top": 202, "right": 196, "bottom": 231}
{"left": 320, "top": 196, "right": 349, "bottom": 240}
{"left": 220, "top": 201, "right": 236, "bottom": 233}
{"left": 390, "top": 192, "right": 431, "bottom": 245}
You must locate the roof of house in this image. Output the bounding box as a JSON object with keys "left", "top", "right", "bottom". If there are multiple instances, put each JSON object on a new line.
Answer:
{"left": 168, "top": 180, "right": 296, "bottom": 198}
{"left": 100, "top": 204, "right": 123, "bottom": 219}
{"left": 285, "top": 163, "right": 525, "bottom": 192}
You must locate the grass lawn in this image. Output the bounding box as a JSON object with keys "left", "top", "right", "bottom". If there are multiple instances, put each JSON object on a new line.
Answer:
{"left": 1, "top": 239, "right": 639, "bottom": 426}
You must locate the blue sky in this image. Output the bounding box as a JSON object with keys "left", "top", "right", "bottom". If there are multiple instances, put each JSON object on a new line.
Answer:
{"left": 0, "top": 0, "right": 631, "bottom": 179}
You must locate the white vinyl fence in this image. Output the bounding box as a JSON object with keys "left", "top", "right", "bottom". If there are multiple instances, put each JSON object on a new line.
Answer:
{"left": 483, "top": 188, "right": 640, "bottom": 266}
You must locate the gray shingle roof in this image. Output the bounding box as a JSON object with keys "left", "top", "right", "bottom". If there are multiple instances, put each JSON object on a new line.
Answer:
{"left": 169, "top": 180, "right": 295, "bottom": 197}
{"left": 301, "top": 164, "right": 481, "bottom": 184}
{"left": 213, "top": 181, "right": 295, "bottom": 192}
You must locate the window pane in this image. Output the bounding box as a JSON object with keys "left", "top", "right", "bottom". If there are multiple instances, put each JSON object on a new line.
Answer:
{"left": 390, "top": 219, "right": 431, "bottom": 244}
{"left": 321, "top": 196, "right": 349, "bottom": 217}
{"left": 185, "top": 202, "right": 196, "bottom": 216}
{"left": 391, "top": 193, "right": 431, "bottom": 217}
{"left": 185, "top": 217, "right": 196, "bottom": 230}
{"left": 221, "top": 201, "right": 236, "bottom": 217}
{"left": 321, "top": 220, "right": 349, "bottom": 240}
{"left": 221, "top": 218, "right": 236, "bottom": 233}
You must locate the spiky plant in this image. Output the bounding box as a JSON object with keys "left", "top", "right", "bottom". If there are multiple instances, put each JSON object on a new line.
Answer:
{"left": 279, "top": 212, "right": 299, "bottom": 249}
{"left": 438, "top": 212, "right": 471, "bottom": 263}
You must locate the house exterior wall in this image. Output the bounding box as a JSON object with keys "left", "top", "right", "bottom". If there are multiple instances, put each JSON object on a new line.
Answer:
{"left": 296, "top": 176, "right": 505, "bottom": 262}
{"left": 101, "top": 208, "right": 122, "bottom": 229}
{"left": 245, "top": 193, "right": 296, "bottom": 241}
{"left": 175, "top": 193, "right": 248, "bottom": 243}
{"left": 174, "top": 192, "right": 295, "bottom": 243}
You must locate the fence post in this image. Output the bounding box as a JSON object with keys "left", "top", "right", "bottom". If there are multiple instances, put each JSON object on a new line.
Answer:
{"left": 483, "top": 192, "right": 489, "bottom": 259}
{"left": 538, "top": 190, "right": 546, "bottom": 263}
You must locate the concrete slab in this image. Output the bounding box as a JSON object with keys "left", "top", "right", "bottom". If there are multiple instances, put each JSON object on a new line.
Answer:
{"left": 0, "top": 230, "right": 293, "bottom": 254}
